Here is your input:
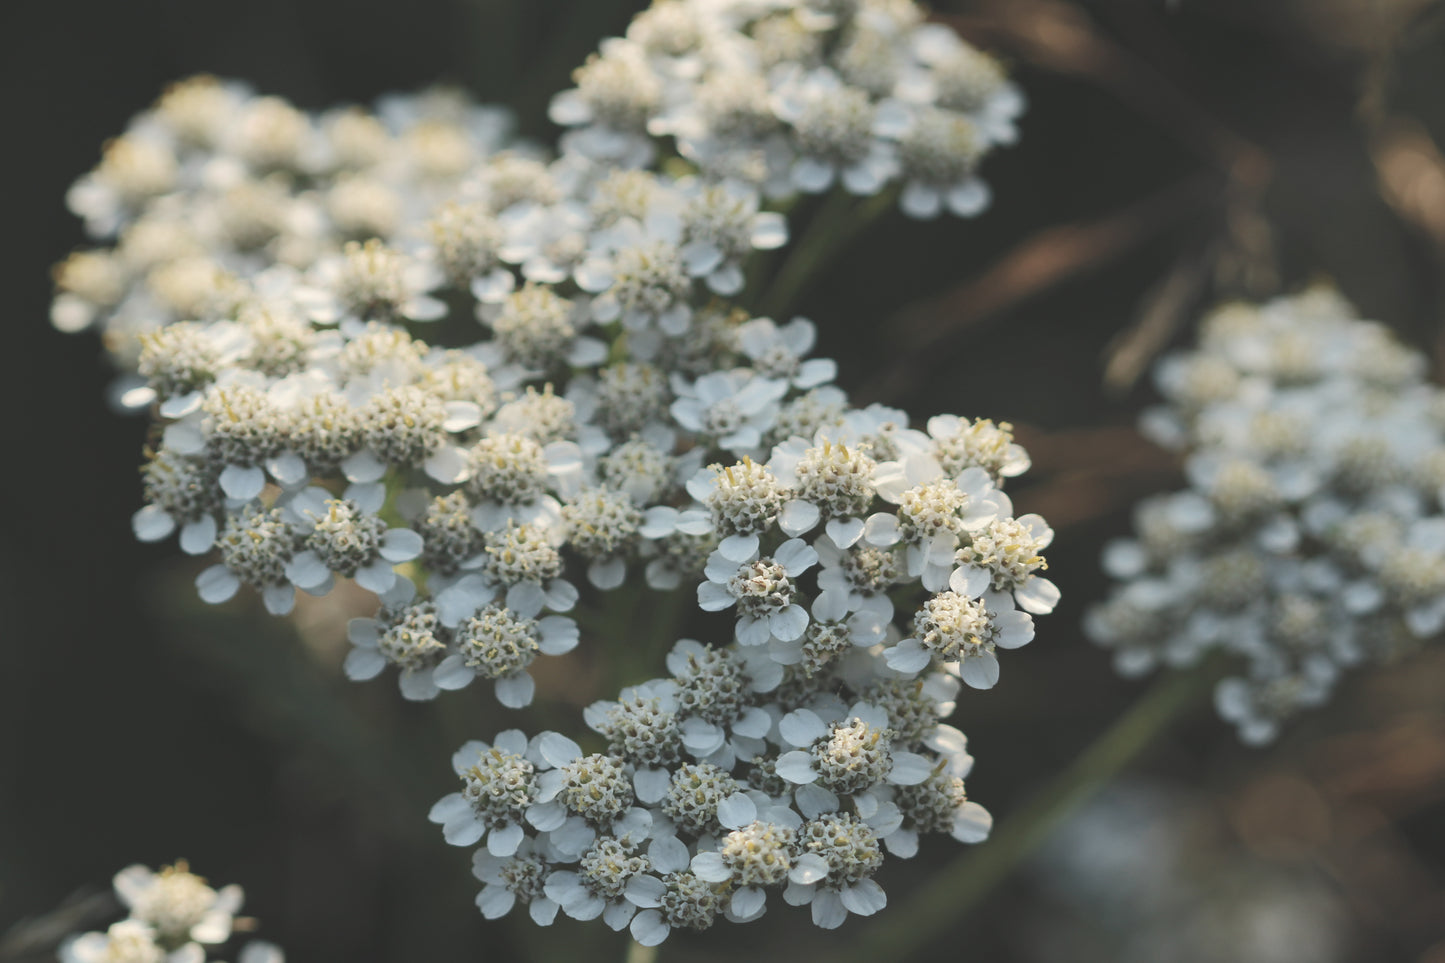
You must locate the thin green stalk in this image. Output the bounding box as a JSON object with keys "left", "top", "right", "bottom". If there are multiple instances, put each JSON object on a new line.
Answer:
{"left": 624, "top": 938, "right": 659, "bottom": 963}
{"left": 755, "top": 186, "right": 898, "bottom": 320}
{"left": 843, "top": 663, "right": 1220, "bottom": 963}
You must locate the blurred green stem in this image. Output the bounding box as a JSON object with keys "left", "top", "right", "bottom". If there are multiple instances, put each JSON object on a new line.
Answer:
{"left": 755, "top": 186, "right": 898, "bottom": 320}
{"left": 624, "top": 939, "right": 658, "bottom": 963}
{"left": 843, "top": 662, "right": 1220, "bottom": 963}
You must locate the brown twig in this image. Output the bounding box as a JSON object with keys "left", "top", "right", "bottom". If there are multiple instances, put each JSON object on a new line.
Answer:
{"left": 937, "top": 0, "right": 1272, "bottom": 187}
{"left": 858, "top": 174, "right": 1218, "bottom": 405}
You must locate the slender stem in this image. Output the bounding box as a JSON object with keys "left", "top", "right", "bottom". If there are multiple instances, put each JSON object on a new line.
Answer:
{"left": 842, "top": 663, "right": 1219, "bottom": 963}
{"left": 624, "top": 938, "right": 659, "bottom": 963}
{"left": 755, "top": 186, "right": 898, "bottom": 320}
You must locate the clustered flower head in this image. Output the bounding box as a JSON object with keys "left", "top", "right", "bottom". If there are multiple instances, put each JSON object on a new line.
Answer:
{"left": 53, "top": 0, "right": 1047, "bottom": 943}
{"left": 59, "top": 862, "right": 282, "bottom": 963}
{"left": 551, "top": 0, "right": 1024, "bottom": 218}
{"left": 1087, "top": 288, "right": 1445, "bottom": 744}
{"left": 432, "top": 637, "right": 991, "bottom": 943}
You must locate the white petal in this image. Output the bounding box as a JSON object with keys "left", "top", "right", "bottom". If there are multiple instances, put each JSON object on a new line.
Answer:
{"left": 886, "top": 752, "right": 932, "bottom": 786}
{"left": 775, "top": 750, "right": 820, "bottom": 784}
{"left": 778, "top": 499, "right": 821, "bottom": 536}
{"left": 432, "top": 655, "right": 476, "bottom": 691}
{"left": 398, "top": 668, "right": 440, "bottom": 701}
{"left": 195, "top": 565, "right": 240, "bottom": 604}
{"left": 780, "top": 709, "right": 828, "bottom": 747}
{"left": 630, "top": 909, "right": 669, "bottom": 946}
{"left": 811, "top": 889, "right": 847, "bottom": 929}
{"left": 634, "top": 767, "right": 672, "bottom": 804}
{"left": 885, "top": 827, "right": 919, "bottom": 858}
{"left": 719, "top": 532, "right": 760, "bottom": 562}
{"left": 697, "top": 581, "right": 736, "bottom": 612}
{"left": 950, "top": 801, "right": 993, "bottom": 843}
{"left": 132, "top": 505, "right": 176, "bottom": 542}
{"left": 425, "top": 445, "right": 470, "bottom": 484}
{"left": 794, "top": 782, "right": 839, "bottom": 819}
{"left": 770, "top": 605, "right": 809, "bottom": 642}
{"left": 625, "top": 874, "right": 667, "bottom": 909}
{"left": 789, "top": 852, "right": 830, "bottom": 885}
{"left": 266, "top": 452, "right": 309, "bottom": 488}
{"left": 262, "top": 583, "right": 295, "bottom": 615}
{"left": 731, "top": 886, "right": 766, "bottom": 919}
{"left": 285, "top": 550, "right": 331, "bottom": 589}
{"left": 340, "top": 449, "right": 387, "bottom": 483}
{"left": 648, "top": 835, "right": 691, "bottom": 874}
{"left": 343, "top": 647, "right": 387, "bottom": 681}
{"left": 219, "top": 464, "right": 266, "bottom": 501}
{"left": 1015, "top": 577, "right": 1061, "bottom": 615}
{"left": 353, "top": 559, "right": 398, "bottom": 594}
{"left": 476, "top": 885, "right": 516, "bottom": 920}
{"left": 379, "top": 528, "right": 424, "bottom": 562}
{"left": 839, "top": 878, "right": 887, "bottom": 916}
{"left": 179, "top": 515, "right": 218, "bottom": 555}
{"left": 588, "top": 556, "right": 627, "bottom": 590}
{"left": 539, "top": 732, "right": 583, "bottom": 768}
{"left": 443, "top": 814, "right": 486, "bottom": 847}
{"left": 884, "top": 639, "right": 932, "bottom": 674}
{"left": 959, "top": 652, "right": 1001, "bottom": 689}
{"left": 717, "top": 792, "right": 758, "bottom": 830}
{"left": 495, "top": 672, "right": 536, "bottom": 708}
{"left": 824, "top": 517, "right": 865, "bottom": 548}
{"left": 690, "top": 851, "right": 731, "bottom": 883}
{"left": 488, "top": 822, "right": 525, "bottom": 857}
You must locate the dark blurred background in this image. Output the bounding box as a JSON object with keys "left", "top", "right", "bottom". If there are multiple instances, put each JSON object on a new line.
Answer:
{"left": 5, "top": 1, "right": 1445, "bottom": 961}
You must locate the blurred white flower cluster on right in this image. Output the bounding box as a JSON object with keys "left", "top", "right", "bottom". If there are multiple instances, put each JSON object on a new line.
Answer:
{"left": 1086, "top": 287, "right": 1445, "bottom": 744}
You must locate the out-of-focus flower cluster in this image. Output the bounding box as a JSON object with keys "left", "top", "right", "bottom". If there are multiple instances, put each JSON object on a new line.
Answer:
{"left": 551, "top": 0, "right": 1024, "bottom": 218}
{"left": 52, "top": 0, "right": 1047, "bottom": 941}
{"left": 59, "top": 863, "right": 282, "bottom": 963}
{"left": 1087, "top": 288, "right": 1445, "bottom": 744}
{"left": 52, "top": 76, "right": 516, "bottom": 398}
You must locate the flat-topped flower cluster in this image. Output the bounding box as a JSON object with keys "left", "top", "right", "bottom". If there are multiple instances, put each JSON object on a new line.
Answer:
{"left": 53, "top": 0, "right": 1045, "bottom": 942}
{"left": 59, "top": 863, "right": 282, "bottom": 963}
{"left": 430, "top": 638, "right": 990, "bottom": 942}
{"left": 551, "top": 0, "right": 1024, "bottom": 217}
{"left": 1087, "top": 288, "right": 1445, "bottom": 743}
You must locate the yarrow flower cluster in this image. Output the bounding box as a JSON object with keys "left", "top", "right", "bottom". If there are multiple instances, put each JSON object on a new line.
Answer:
{"left": 551, "top": 0, "right": 1024, "bottom": 218}
{"left": 52, "top": 0, "right": 1047, "bottom": 943}
{"left": 1087, "top": 288, "right": 1445, "bottom": 744}
{"left": 431, "top": 638, "right": 991, "bottom": 943}
{"left": 59, "top": 862, "right": 282, "bottom": 963}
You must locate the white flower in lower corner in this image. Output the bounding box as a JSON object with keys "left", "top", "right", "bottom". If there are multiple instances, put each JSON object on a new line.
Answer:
{"left": 61, "top": 920, "right": 202, "bottom": 963}
{"left": 113, "top": 861, "right": 243, "bottom": 947}
{"left": 697, "top": 538, "right": 819, "bottom": 646}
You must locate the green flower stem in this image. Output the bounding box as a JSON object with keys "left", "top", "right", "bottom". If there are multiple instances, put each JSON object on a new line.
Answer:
{"left": 624, "top": 938, "right": 659, "bottom": 963}
{"left": 755, "top": 186, "right": 898, "bottom": 320}
{"left": 843, "top": 662, "right": 1220, "bottom": 963}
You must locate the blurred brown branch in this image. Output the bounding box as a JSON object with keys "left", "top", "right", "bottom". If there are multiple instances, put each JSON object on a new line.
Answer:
{"left": 937, "top": 0, "right": 1272, "bottom": 186}
{"left": 859, "top": 174, "right": 1217, "bottom": 405}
